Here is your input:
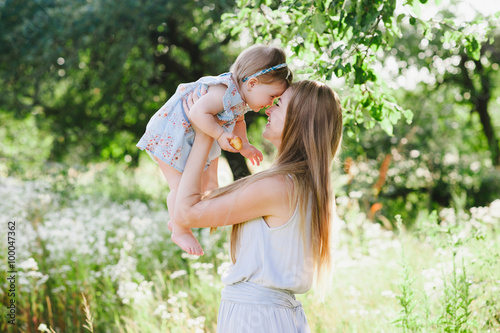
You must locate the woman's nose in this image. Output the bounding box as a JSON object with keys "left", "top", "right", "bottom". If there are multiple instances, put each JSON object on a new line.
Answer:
{"left": 265, "top": 107, "right": 273, "bottom": 116}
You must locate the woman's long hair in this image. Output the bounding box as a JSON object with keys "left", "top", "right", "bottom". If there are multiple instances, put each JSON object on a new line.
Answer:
{"left": 205, "top": 80, "right": 343, "bottom": 285}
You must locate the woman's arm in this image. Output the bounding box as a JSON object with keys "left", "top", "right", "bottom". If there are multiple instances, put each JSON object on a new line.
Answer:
{"left": 174, "top": 130, "right": 291, "bottom": 229}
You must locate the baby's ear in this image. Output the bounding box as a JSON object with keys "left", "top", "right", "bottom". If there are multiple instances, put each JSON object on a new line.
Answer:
{"left": 247, "top": 77, "right": 259, "bottom": 88}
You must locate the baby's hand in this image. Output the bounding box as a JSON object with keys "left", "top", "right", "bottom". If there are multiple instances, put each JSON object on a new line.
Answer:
{"left": 240, "top": 143, "right": 264, "bottom": 166}
{"left": 217, "top": 132, "right": 240, "bottom": 153}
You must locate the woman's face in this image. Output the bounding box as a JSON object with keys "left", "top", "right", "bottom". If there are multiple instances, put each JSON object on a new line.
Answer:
{"left": 262, "top": 87, "right": 292, "bottom": 148}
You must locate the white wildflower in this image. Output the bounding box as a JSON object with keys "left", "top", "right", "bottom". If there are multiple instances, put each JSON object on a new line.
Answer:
{"left": 19, "top": 258, "right": 39, "bottom": 271}
{"left": 443, "top": 153, "right": 459, "bottom": 166}
{"left": 181, "top": 253, "right": 199, "bottom": 260}
{"left": 217, "top": 262, "right": 231, "bottom": 275}
{"left": 381, "top": 290, "right": 396, "bottom": 298}
{"left": 490, "top": 199, "right": 500, "bottom": 218}
{"left": 170, "top": 270, "right": 187, "bottom": 279}
{"left": 167, "top": 296, "right": 178, "bottom": 305}
{"left": 37, "top": 323, "right": 48, "bottom": 332}
{"left": 153, "top": 304, "right": 167, "bottom": 316}
{"left": 348, "top": 191, "right": 363, "bottom": 199}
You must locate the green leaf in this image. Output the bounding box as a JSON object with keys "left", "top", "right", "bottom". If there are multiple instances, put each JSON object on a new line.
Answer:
{"left": 231, "top": 25, "right": 244, "bottom": 36}
{"left": 443, "top": 30, "right": 452, "bottom": 43}
{"left": 466, "top": 37, "right": 480, "bottom": 61}
{"left": 403, "top": 108, "right": 414, "bottom": 124}
{"left": 354, "top": 65, "right": 369, "bottom": 85}
{"left": 312, "top": 12, "right": 327, "bottom": 34}
{"left": 388, "top": 108, "right": 401, "bottom": 124}
{"left": 379, "top": 117, "right": 394, "bottom": 135}
{"left": 411, "top": 0, "right": 421, "bottom": 17}
{"left": 370, "top": 103, "right": 384, "bottom": 122}
{"left": 409, "top": 17, "right": 416, "bottom": 25}
{"left": 365, "top": 120, "right": 375, "bottom": 129}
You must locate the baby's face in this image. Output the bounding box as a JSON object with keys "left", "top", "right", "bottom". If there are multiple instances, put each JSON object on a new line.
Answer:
{"left": 245, "top": 81, "right": 287, "bottom": 112}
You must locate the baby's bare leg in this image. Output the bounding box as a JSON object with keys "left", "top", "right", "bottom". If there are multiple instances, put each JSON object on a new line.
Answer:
{"left": 202, "top": 157, "right": 219, "bottom": 192}
{"left": 166, "top": 189, "right": 204, "bottom": 255}
{"left": 157, "top": 159, "right": 203, "bottom": 256}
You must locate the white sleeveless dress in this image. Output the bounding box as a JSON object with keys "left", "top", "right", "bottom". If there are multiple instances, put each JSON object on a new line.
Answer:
{"left": 218, "top": 202, "right": 313, "bottom": 333}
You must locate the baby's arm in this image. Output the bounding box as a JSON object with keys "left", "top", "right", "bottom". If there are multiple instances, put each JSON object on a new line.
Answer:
{"left": 189, "top": 84, "right": 239, "bottom": 153}
{"left": 233, "top": 115, "right": 264, "bottom": 166}
{"left": 232, "top": 115, "right": 250, "bottom": 146}
{"left": 189, "top": 84, "right": 226, "bottom": 140}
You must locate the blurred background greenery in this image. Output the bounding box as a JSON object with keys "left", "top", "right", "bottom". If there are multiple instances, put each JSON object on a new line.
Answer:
{"left": 1, "top": 0, "right": 498, "bottom": 213}
{"left": 1, "top": 0, "right": 500, "bottom": 332}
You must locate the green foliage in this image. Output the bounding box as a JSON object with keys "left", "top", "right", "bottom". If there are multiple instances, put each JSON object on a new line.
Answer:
{"left": 0, "top": 0, "right": 236, "bottom": 164}
{"left": 2, "top": 167, "right": 499, "bottom": 332}
{"left": 383, "top": 7, "right": 500, "bottom": 165}
{"left": 0, "top": 111, "right": 53, "bottom": 177}
{"left": 220, "top": 0, "right": 487, "bottom": 136}
{"left": 394, "top": 247, "right": 421, "bottom": 332}
{"left": 440, "top": 257, "right": 473, "bottom": 333}
{"left": 0, "top": 0, "right": 494, "bottom": 169}
{"left": 387, "top": 201, "right": 500, "bottom": 333}
{"left": 338, "top": 65, "right": 500, "bottom": 222}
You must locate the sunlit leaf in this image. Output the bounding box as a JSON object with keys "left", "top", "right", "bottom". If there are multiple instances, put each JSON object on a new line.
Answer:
{"left": 312, "top": 12, "right": 327, "bottom": 34}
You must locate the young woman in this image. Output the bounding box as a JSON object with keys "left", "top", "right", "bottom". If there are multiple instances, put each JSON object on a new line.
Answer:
{"left": 175, "top": 80, "right": 343, "bottom": 332}
{"left": 137, "top": 45, "right": 292, "bottom": 255}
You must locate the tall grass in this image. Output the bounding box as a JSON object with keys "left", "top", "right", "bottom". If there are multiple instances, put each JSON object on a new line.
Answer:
{"left": 1, "top": 162, "right": 499, "bottom": 332}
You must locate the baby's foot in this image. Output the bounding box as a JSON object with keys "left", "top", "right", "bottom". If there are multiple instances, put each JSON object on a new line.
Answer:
{"left": 171, "top": 231, "right": 204, "bottom": 256}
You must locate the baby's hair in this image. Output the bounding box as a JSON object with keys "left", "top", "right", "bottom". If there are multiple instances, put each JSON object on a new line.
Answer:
{"left": 230, "top": 45, "right": 293, "bottom": 86}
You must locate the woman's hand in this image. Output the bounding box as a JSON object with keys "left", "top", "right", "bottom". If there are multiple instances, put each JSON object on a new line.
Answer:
{"left": 182, "top": 84, "right": 208, "bottom": 115}
{"left": 182, "top": 85, "right": 208, "bottom": 134}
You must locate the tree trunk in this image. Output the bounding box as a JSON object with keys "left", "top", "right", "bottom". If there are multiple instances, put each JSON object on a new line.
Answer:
{"left": 223, "top": 111, "right": 263, "bottom": 179}
{"left": 474, "top": 59, "right": 500, "bottom": 166}
{"left": 459, "top": 55, "right": 500, "bottom": 166}
{"left": 476, "top": 98, "right": 500, "bottom": 166}
{"left": 223, "top": 151, "right": 250, "bottom": 180}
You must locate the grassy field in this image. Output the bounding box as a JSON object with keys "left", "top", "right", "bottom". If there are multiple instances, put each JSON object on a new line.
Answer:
{"left": 1, "top": 160, "right": 499, "bottom": 332}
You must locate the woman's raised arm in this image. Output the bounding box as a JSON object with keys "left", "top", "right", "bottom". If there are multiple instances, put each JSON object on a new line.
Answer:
{"left": 173, "top": 130, "right": 292, "bottom": 229}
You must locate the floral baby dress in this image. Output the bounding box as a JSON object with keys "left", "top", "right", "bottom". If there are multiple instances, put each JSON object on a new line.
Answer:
{"left": 137, "top": 72, "right": 250, "bottom": 172}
